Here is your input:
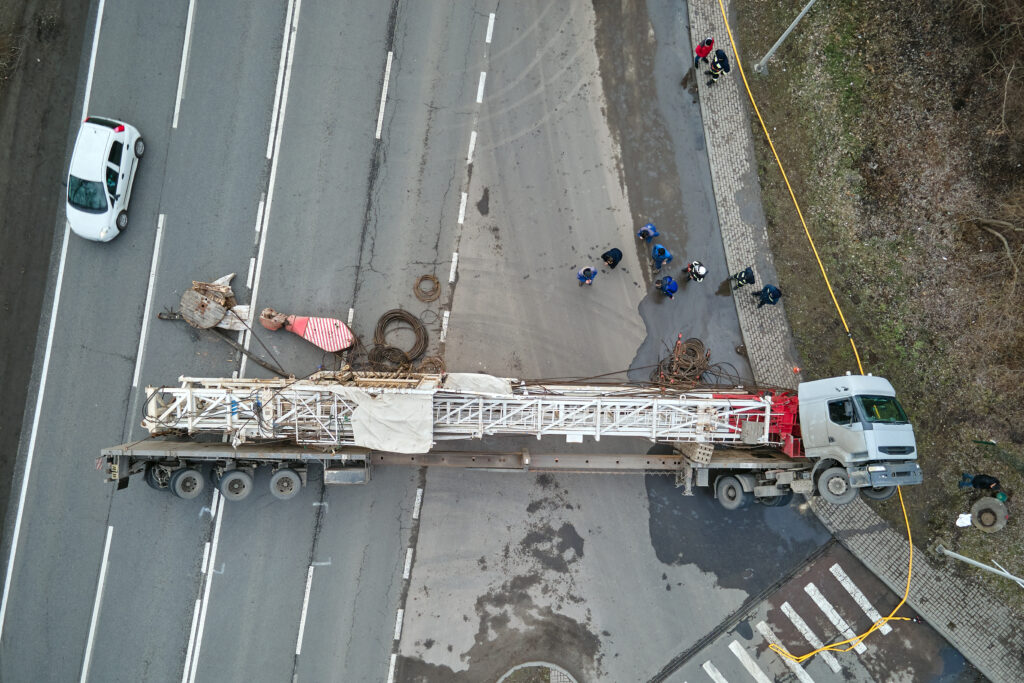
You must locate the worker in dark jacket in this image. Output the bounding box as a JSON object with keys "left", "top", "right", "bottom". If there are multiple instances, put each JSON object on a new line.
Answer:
{"left": 685, "top": 261, "right": 707, "bottom": 282}
{"left": 693, "top": 37, "right": 714, "bottom": 68}
{"left": 602, "top": 248, "right": 623, "bottom": 269}
{"left": 753, "top": 284, "right": 781, "bottom": 308}
{"left": 730, "top": 267, "right": 755, "bottom": 289}
{"left": 959, "top": 473, "right": 1001, "bottom": 491}
{"left": 706, "top": 49, "right": 731, "bottom": 86}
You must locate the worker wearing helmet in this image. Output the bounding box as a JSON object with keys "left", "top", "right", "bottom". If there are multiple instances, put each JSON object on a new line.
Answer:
{"left": 577, "top": 266, "right": 597, "bottom": 286}
{"left": 656, "top": 276, "right": 678, "bottom": 299}
{"left": 706, "top": 49, "right": 731, "bottom": 86}
{"left": 652, "top": 244, "right": 673, "bottom": 271}
{"left": 685, "top": 260, "right": 707, "bottom": 282}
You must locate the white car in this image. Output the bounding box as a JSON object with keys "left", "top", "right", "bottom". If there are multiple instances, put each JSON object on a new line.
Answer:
{"left": 66, "top": 116, "right": 144, "bottom": 241}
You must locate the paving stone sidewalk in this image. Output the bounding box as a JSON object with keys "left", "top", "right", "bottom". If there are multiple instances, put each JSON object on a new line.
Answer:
{"left": 686, "top": 1, "right": 1024, "bottom": 680}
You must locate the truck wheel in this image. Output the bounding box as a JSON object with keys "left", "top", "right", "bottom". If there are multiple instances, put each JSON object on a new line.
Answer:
{"left": 269, "top": 468, "right": 301, "bottom": 500}
{"left": 759, "top": 492, "right": 794, "bottom": 507}
{"left": 218, "top": 470, "right": 253, "bottom": 501}
{"left": 818, "top": 467, "right": 858, "bottom": 504}
{"left": 716, "top": 476, "right": 751, "bottom": 510}
{"left": 170, "top": 468, "right": 205, "bottom": 499}
{"left": 860, "top": 485, "right": 897, "bottom": 501}
{"left": 145, "top": 463, "right": 170, "bottom": 490}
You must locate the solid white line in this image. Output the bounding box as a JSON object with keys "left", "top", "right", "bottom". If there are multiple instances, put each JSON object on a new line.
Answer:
{"left": 403, "top": 547, "right": 413, "bottom": 580}
{"left": 466, "top": 130, "right": 477, "bottom": 163}
{"left": 475, "top": 71, "right": 487, "bottom": 103}
{"left": 242, "top": 0, "right": 303, "bottom": 376}
{"left": 79, "top": 525, "right": 113, "bottom": 683}
{"left": 727, "top": 641, "right": 771, "bottom": 683}
{"left": 829, "top": 564, "right": 891, "bottom": 635}
{"left": 200, "top": 541, "right": 211, "bottom": 574}
{"left": 375, "top": 51, "right": 394, "bottom": 139}
{"left": 172, "top": 0, "right": 198, "bottom": 129}
{"left": 412, "top": 488, "right": 423, "bottom": 520}
{"left": 804, "top": 583, "right": 867, "bottom": 654}
{"left": 80, "top": 0, "right": 106, "bottom": 115}
{"left": 268, "top": 0, "right": 297, "bottom": 158}
{"left": 485, "top": 13, "right": 495, "bottom": 43}
{"left": 393, "top": 608, "right": 404, "bottom": 641}
{"left": 701, "top": 660, "right": 728, "bottom": 683}
{"left": 0, "top": 0, "right": 106, "bottom": 641}
{"left": 755, "top": 621, "right": 815, "bottom": 683}
{"left": 781, "top": 602, "right": 842, "bottom": 674}
{"left": 448, "top": 252, "right": 458, "bottom": 283}
{"left": 440, "top": 310, "right": 450, "bottom": 343}
{"left": 386, "top": 654, "right": 397, "bottom": 683}
{"left": 295, "top": 566, "right": 315, "bottom": 655}
{"left": 457, "top": 192, "right": 467, "bottom": 224}
{"left": 181, "top": 599, "right": 202, "bottom": 683}
{"left": 187, "top": 490, "right": 225, "bottom": 683}
{"left": 246, "top": 257, "right": 256, "bottom": 289}
{"left": 132, "top": 214, "right": 166, "bottom": 387}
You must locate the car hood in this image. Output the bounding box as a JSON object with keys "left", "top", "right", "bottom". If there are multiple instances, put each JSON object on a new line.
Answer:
{"left": 70, "top": 125, "right": 109, "bottom": 181}
{"left": 67, "top": 206, "right": 114, "bottom": 242}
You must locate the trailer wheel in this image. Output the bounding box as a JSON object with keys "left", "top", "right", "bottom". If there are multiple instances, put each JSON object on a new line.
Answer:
{"left": 170, "top": 468, "right": 205, "bottom": 500}
{"left": 716, "top": 476, "right": 751, "bottom": 510}
{"left": 860, "top": 485, "right": 897, "bottom": 501}
{"left": 218, "top": 470, "right": 253, "bottom": 501}
{"left": 759, "top": 492, "right": 794, "bottom": 507}
{"left": 145, "top": 464, "right": 170, "bottom": 490}
{"left": 269, "top": 468, "right": 301, "bottom": 500}
{"left": 818, "top": 467, "right": 858, "bottom": 504}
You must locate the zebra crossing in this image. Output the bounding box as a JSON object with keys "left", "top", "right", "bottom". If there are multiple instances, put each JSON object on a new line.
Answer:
{"left": 683, "top": 562, "right": 896, "bottom": 682}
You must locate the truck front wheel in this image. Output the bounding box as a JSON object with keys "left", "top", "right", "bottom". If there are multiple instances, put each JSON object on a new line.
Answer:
{"left": 716, "top": 476, "right": 751, "bottom": 510}
{"left": 818, "top": 467, "right": 858, "bottom": 504}
{"left": 860, "top": 485, "right": 897, "bottom": 501}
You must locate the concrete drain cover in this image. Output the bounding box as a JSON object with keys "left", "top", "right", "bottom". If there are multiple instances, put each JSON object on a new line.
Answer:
{"left": 497, "top": 662, "right": 578, "bottom": 683}
{"left": 971, "top": 497, "right": 1008, "bottom": 533}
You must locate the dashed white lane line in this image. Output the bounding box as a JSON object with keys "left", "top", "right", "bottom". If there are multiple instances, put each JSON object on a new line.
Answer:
{"left": 132, "top": 214, "right": 166, "bottom": 387}
{"left": 393, "top": 608, "right": 404, "bottom": 641}
{"left": 804, "top": 582, "right": 867, "bottom": 654}
{"left": 475, "top": 71, "right": 487, "bottom": 103}
{"left": 781, "top": 602, "right": 842, "bottom": 674}
{"left": 267, "top": 0, "right": 298, "bottom": 158}
{"left": 246, "top": 257, "right": 256, "bottom": 289}
{"left": 386, "top": 654, "right": 398, "bottom": 683}
{"left": 727, "top": 641, "right": 771, "bottom": 683}
{"left": 79, "top": 525, "right": 113, "bottom": 683}
{"left": 755, "top": 621, "right": 815, "bottom": 683}
{"left": 485, "top": 13, "right": 495, "bottom": 43}
{"left": 172, "top": 0, "right": 198, "bottom": 128}
{"left": 200, "top": 541, "right": 210, "bottom": 574}
{"left": 253, "top": 194, "right": 266, "bottom": 242}
{"left": 295, "top": 565, "right": 315, "bottom": 655}
{"left": 440, "top": 310, "right": 450, "bottom": 343}
{"left": 412, "top": 488, "right": 423, "bottom": 520}
{"left": 467, "top": 130, "right": 477, "bottom": 163}
{"left": 403, "top": 547, "right": 413, "bottom": 580}
{"left": 457, "top": 191, "right": 468, "bottom": 224}
{"left": 701, "top": 660, "right": 728, "bottom": 683}
{"left": 829, "top": 564, "right": 891, "bottom": 635}
{"left": 375, "top": 51, "right": 395, "bottom": 139}
{"left": 448, "top": 252, "right": 459, "bottom": 283}
{"left": 184, "top": 490, "right": 225, "bottom": 683}
{"left": 347, "top": 307, "right": 354, "bottom": 325}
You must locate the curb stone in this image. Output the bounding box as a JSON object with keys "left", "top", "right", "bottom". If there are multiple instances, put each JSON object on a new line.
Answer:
{"left": 686, "top": 0, "right": 1024, "bottom": 680}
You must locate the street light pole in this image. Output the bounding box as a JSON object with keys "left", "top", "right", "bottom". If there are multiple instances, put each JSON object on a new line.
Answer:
{"left": 935, "top": 545, "right": 1024, "bottom": 587}
{"left": 753, "top": 0, "right": 819, "bottom": 74}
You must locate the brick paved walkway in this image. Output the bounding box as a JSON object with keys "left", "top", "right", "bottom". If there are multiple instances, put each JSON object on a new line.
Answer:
{"left": 687, "top": 1, "right": 1024, "bottom": 680}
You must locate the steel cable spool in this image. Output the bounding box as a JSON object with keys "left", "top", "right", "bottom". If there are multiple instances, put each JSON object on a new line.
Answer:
{"left": 414, "top": 274, "right": 441, "bottom": 302}
{"left": 415, "top": 356, "right": 446, "bottom": 374}
{"left": 374, "top": 309, "right": 428, "bottom": 361}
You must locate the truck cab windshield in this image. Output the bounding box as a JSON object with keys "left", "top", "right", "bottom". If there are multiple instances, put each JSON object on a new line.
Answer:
{"left": 856, "top": 395, "right": 908, "bottom": 424}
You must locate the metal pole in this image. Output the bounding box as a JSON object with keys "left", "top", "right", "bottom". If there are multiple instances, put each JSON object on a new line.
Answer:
{"left": 753, "top": 0, "right": 819, "bottom": 74}
{"left": 935, "top": 545, "right": 1024, "bottom": 587}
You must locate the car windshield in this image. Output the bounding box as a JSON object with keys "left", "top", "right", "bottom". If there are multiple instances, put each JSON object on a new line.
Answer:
{"left": 856, "top": 395, "right": 908, "bottom": 424}
{"left": 68, "top": 175, "right": 107, "bottom": 212}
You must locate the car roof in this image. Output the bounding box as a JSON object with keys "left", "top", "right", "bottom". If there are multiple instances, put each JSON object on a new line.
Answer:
{"left": 69, "top": 122, "right": 114, "bottom": 182}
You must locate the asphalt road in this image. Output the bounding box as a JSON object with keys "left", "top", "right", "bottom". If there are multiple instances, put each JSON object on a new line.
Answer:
{"left": 0, "top": 0, "right": 973, "bottom": 682}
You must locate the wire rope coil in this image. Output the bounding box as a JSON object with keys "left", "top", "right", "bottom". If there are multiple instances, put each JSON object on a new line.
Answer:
{"left": 414, "top": 274, "right": 441, "bottom": 302}
{"left": 374, "top": 309, "right": 428, "bottom": 361}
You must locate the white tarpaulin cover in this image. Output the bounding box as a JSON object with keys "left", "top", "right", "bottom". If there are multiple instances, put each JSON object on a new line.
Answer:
{"left": 443, "top": 373, "right": 513, "bottom": 395}
{"left": 347, "top": 390, "right": 434, "bottom": 453}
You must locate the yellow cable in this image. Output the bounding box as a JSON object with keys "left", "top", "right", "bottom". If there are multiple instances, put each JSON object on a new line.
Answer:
{"left": 710, "top": 0, "right": 916, "bottom": 663}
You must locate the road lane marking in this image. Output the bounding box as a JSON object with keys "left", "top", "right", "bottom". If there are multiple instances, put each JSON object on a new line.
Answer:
{"left": 412, "top": 488, "right": 423, "bottom": 520}
{"left": 0, "top": 0, "right": 107, "bottom": 642}
{"left": 254, "top": 194, "right": 266, "bottom": 243}
{"left": 727, "top": 641, "right": 771, "bottom": 683}
{"left": 172, "top": 0, "right": 198, "bottom": 128}
{"left": 386, "top": 653, "right": 397, "bottom": 683}
{"left": 311, "top": 558, "right": 331, "bottom": 567}
{"left": 467, "top": 130, "right": 477, "bottom": 163}
{"left": 448, "top": 252, "right": 458, "bottom": 283}
{"left": 701, "top": 660, "right": 728, "bottom": 683}
{"left": 829, "top": 564, "right": 891, "bottom": 635}
{"left": 200, "top": 541, "right": 211, "bottom": 574}
{"left": 347, "top": 307, "right": 354, "bottom": 325}
{"left": 375, "top": 51, "right": 394, "bottom": 139}
{"left": 755, "top": 621, "right": 815, "bottom": 683}
{"left": 780, "top": 602, "right": 842, "bottom": 674}
{"left": 79, "top": 525, "right": 113, "bottom": 683}
{"left": 295, "top": 566, "right": 314, "bottom": 655}
{"left": 403, "top": 547, "right": 413, "bottom": 580}
{"left": 475, "top": 71, "right": 487, "bottom": 103}
{"left": 393, "top": 608, "right": 404, "bottom": 641}
{"left": 246, "top": 257, "right": 256, "bottom": 289}
{"left": 182, "top": 599, "right": 201, "bottom": 683}
{"left": 804, "top": 583, "right": 867, "bottom": 654}
{"left": 267, "top": 0, "right": 298, "bottom": 158}
{"left": 242, "top": 0, "right": 303, "bottom": 376}
{"left": 132, "top": 214, "right": 166, "bottom": 387}
{"left": 184, "top": 490, "right": 225, "bottom": 683}
{"left": 485, "top": 13, "right": 495, "bottom": 43}
{"left": 440, "top": 310, "right": 450, "bottom": 343}
{"left": 457, "top": 191, "right": 467, "bottom": 224}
